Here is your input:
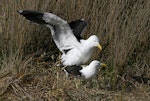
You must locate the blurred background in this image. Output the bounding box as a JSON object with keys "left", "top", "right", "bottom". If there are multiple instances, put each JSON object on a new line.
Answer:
{"left": 0, "top": 0, "right": 149, "bottom": 100}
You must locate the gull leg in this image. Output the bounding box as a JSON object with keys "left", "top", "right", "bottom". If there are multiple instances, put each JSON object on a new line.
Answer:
{"left": 62, "top": 66, "right": 69, "bottom": 79}
{"left": 64, "top": 69, "right": 69, "bottom": 79}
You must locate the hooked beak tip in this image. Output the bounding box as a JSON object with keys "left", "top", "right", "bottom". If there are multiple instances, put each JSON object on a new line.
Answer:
{"left": 97, "top": 44, "right": 102, "bottom": 51}
{"left": 101, "top": 63, "right": 107, "bottom": 68}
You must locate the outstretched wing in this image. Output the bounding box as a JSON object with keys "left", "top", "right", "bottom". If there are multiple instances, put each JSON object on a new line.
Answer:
{"left": 69, "top": 19, "right": 88, "bottom": 41}
{"left": 18, "top": 10, "right": 80, "bottom": 53}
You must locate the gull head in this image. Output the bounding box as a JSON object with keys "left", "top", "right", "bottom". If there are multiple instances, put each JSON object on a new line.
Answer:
{"left": 88, "top": 35, "right": 102, "bottom": 51}
{"left": 90, "top": 60, "right": 101, "bottom": 67}
{"left": 90, "top": 60, "right": 107, "bottom": 68}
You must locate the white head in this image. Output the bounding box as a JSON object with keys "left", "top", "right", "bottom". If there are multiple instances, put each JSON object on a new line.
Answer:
{"left": 80, "top": 60, "right": 107, "bottom": 79}
{"left": 88, "top": 35, "right": 102, "bottom": 50}
{"left": 89, "top": 60, "right": 101, "bottom": 68}
{"left": 89, "top": 60, "right": 107, "bottom": 68}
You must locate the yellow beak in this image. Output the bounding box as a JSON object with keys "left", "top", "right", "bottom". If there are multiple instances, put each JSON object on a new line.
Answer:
{"left": 97, "top": 44, "right": 102, "bottom": 51}
{"left": 101, "top": 63, "right": 107, "bottom": 68}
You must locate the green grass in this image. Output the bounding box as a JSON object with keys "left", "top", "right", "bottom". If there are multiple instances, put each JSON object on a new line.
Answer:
{"left": 0, "top": 0, "right": 150, "bottom": 100}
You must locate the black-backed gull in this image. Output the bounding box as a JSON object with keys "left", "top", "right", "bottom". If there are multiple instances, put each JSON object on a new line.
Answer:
{"left": 18, "top": 10, "right": 102, "bottom": 66}
{"left": 64, "top": 60, "right": 107, "bottom": 79}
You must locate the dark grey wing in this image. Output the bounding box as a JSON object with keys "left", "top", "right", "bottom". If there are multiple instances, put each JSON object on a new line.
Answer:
{"left": 69, "top": 19, "right": 88, "bottom": 41}
{"left": 65, "top": 65, "right": 83, "bottom": 76}
{"left": 17, "top": 10, "right": 80, "bottom": 53}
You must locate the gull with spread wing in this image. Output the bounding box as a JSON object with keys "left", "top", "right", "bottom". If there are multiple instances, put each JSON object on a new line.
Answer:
{"left": 18, "top": 10, "right": 102, "bottom": 66}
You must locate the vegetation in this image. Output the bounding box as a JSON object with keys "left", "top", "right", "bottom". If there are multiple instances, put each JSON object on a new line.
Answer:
{"left": 0, "top": 0, "right": 149, "bottom": 100}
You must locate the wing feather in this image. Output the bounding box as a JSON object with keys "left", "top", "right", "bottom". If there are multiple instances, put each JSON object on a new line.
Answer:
{"left": 18, "top": 10, "right": 80, "bottom": 52}
{"left": 69, "top": 19, "right": 88, "bottom": 41}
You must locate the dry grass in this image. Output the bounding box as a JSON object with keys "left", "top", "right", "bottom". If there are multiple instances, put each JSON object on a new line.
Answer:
{"left": 0, "top": 0, "right": 150, "bottom": 100}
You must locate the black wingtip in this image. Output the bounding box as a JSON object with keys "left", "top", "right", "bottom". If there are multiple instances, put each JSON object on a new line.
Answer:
{"left": 17, "top": 10, "right": 23, "bottom": 14}
{"left": 17, "top": 10, "right": 47, "bottom": 24}
{"left": 17, "top": 10, "right": 27, "bottom": 15}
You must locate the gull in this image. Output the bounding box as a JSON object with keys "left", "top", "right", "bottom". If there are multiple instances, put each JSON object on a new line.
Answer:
{"left": 18, "top": 10, "right": 102, "bottom": 66}
{"left": 64, "top": 60, "right": 107, "bottom": 79}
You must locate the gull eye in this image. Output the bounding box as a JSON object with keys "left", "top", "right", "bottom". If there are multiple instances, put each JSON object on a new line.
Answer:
{"left": 94, "top": 40, "right": 97, "bottom": 42}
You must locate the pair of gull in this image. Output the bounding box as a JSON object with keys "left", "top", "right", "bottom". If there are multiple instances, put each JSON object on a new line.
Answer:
{"left": 18, "top": 10, "right": 106, "bottom": 79}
